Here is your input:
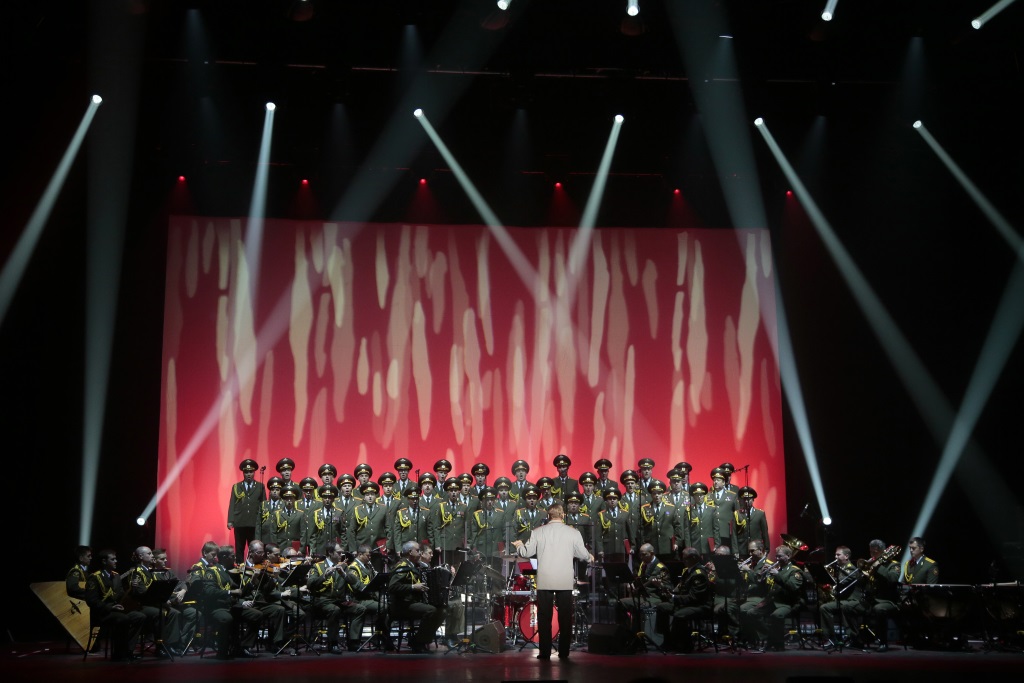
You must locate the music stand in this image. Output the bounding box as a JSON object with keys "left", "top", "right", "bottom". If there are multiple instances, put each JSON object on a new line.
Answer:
{"left": 448, "top": 561, "right": 482, "bottom": 653}
{"left": 807, "top": 563, "right": 845, "bottom": 652}
{"left": 356, "top": 572, "right": 390, "bottom": 652}
{"left": 274, "top": 564, "right": 316, "bottom": 657}
{"left": 604, "top": 562, "right": 665, "bottom": 655}
{"left": 141, "top": 579, "right": 180, "bottom": 660}
{"left": 710, "top": 557, "right": 744, "bottom": 652}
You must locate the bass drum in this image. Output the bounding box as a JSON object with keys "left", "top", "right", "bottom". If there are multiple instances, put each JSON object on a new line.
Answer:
{"left": 516, "top": 601, "right": 559, "bottom": 643}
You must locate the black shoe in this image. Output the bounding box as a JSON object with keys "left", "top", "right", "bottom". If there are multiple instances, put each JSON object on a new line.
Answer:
{"left": 236, "top": 648, "right": 258, "bottom": 658}
{"left": 327, "top": 644, "right": 345, "bottom": 655}
{"left": 536, "top": 653, "right": 550, "bottom": 660}
{"left": 877, "top": 644, "right": 890, "bottom": 653}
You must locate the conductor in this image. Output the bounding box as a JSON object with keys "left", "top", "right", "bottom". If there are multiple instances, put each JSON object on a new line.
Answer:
{"left": 512, "top": 501, "right": 594, "bottom": 660}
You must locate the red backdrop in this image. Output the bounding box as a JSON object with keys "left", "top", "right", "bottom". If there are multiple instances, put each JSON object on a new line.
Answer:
{"left": 156, "top": 218, "right": 785, "bottom": 568}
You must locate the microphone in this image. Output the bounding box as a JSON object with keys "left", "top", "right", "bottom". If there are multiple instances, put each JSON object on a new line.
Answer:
{"left": 799, "top": 503, "right": 810, "bottom": 518}
{"left": 260, "top": 465, "right": 266, "bottom": 472}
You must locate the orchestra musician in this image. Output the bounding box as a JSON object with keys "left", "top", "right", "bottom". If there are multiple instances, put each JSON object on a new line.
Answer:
{"left": 66, "top": 545, "right": 92, "bottom": 600}
{"left": 122, "top": 546, "right": 184, "bottom": 657}
{"left": 616, "top": 543, "right": 669, "bottom": 626}
{"left": 387, "top": 541, "right": 447, "bottom": 654}
{"left": 656, "top": 547, "right": 713, "bottom": 653}
{"left": 85, "top": 549, "right": 146, "bottom": 661}
{"left": 708, "top": 545, "right": 743, "bottom": 642}
{"left": 306, "top": 542, "right": 367, "bottom": 654}
{"left": 419, "top": 545, "right": 464, "bottom": 649}
{"left": 238, "top": 541, "right": 289, "bottom": 654}
{"left": 903, "top": 537, "right": 939, "bottom": 585}
{"left": 818, "top": 545, "right": 865, "bottom": 648}
{"left": 860, "top": 539, "right": 902, "bottom": 652}
{"left": 739, "top": 544, "right": 805, "bottom": 652}
{"left": 346, "top": 544, "right": 390, "bottom": 651}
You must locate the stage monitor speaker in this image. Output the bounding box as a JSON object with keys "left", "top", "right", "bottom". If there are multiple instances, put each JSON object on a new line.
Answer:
{"left": 587, "top": 623, "right": 634, "bottom": 655}
{"left": 472, "top": 620, "right": 506, "bottom": 652}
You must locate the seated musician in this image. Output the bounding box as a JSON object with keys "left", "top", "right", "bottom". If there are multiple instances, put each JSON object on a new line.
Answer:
{"left": 240, "top": 541, "right": 289, "bottom": 654}
{"left": 66, "top": 545, "right": 92, "bottom": 600}
{"left": 739, "top": 544, "right": 805, "bottom": 651}
{"left": 655, "top": 547, "right": 712, "bottom": 653}
{"left": 860, "top": 539, "right": 901, "bottom": 652}
{"left": 616, "top": 543, "right": 669, "bottom": 626}
{"left": 84, "top": 549, "right": 146, "bottom": 662}
{"left": 419, "top": 545, "right": 464, "bottom": 649}
{"left": 122, "top": 546, "right": 184, "bottom": 657}
{"left": 818, "top": 545, "right": 865, "bottom": 648}
{"left": 191, "top": 545, "right": 265, "bottom": 658}
{"left": 152, "top": 547, "right": 199, "bottom": 652}
{"left": 345, "top": 544, "right": 392, "bottom": 650}
{"left": 708, "top": 545, "right": 743, "bottom": 641}
{"left": 903, "top": 537, "right": 939, "bottom": 585}
{"left": 306, "top": 542, "right": 367, "bottom": 654}
{"left": 387, "top": 541, "right": 447, "bottom": 654}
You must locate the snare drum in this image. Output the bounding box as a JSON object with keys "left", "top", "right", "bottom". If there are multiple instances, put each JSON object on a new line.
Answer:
{"left": 516, "top": 601, "right": 560, "bottom": 643}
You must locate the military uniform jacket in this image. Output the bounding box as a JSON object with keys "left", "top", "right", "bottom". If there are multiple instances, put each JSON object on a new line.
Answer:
{"left": 387, "top": 558, "right": 428, "bottom": 612}
{"left": 508, "top": 480, "right": 533, "bottom": 502}
{"left": 596, "top": 478, "right": 620, "bottom": 494}
{"left": 346, "top": 558, "right": 380, "bottom": 600}
{"left": 494, "top": 496, "right": 516, "bottom": 514}
{"left": 550, "top": 477, "right": 579, "bottom": 499}
{"left": 666, "top": 490, "right": 690, "bottom": 508}
{"left": 684, "top": 502, "right": 720, "bottom": 555}
{"left": 228, "top": 480, "right": 266, "bottom": 527}
{"left": 578, "top": 493, "right": 605, "bottom": 517}
{"left": 902, "top": 557, "right": 939, "bottom": 585}
{"left": 470, "top": 507, "right": 508, "bottom": 557}
{"left": 707, "top": 489, "right": 737, "bottom": 543}
{"left": 307, "top": 559, "right": 352, "bottom": 603}
{"left": 731, "top": 507, "right": 769, "bottom": 553}
{"left": 635, "top": 557, "right": 672, "bottom": 601}
{"left": 597, "top": 504, "right": 633, "bottom": 556}
{"left": 513, "top": 506, "right": 546, "bottom": 542}
{"left": 671, "top": 564, "right": 713, "bottom": 609}
{"left": 867, "top": 560, "right": 901, "bottom": 603}
{"left": 350, "top": 502, "right": 389, "bottom": 551}
{"left": 743, "top": 556, "right": 773, "bottom": 600}
{"left": 66, "top": 564, "right": 89, "bottom": 599}
{"left": 85, "top": 569, "right": 127, "bottom": 620}
{"left": 303, "top": 505, "right": 345, "bottom": 555}
{"left": 428, "top": 500, "right": 468, "bottom": 550}
{"left": 767, "top": 563, "right": 805, "bottom": 608}
{"left": 188, "top": 560, "right": 236, "bottom": 610}
{"left": 565, "top": 512, "right": 596, "bottom": 550}
{"left": 258, "top": 499, "right": 286, "bottom": 536}
{"left": 389, "top": 504, "right": 430, "bottom": 552}
{"left": 266, "top": 505, "right": 305, "bottom": 546}
{"left": 636, "top": 501, "right": 683, "bottom": 556}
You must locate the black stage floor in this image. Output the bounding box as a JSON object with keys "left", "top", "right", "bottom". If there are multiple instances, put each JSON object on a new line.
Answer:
{"left": 5, "top": 637, "right": 1020, "bottom": 683}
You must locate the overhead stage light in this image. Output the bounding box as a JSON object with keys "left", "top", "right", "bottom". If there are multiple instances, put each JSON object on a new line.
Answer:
{"left": 627, "top": 0, "right": 639, "bottom": 16}
{"left": 497, "top": 0, "right": 512, "bottom": 9}
{"left": 822, "top": 0, "right": 839, "bottom": 22}
{"left": 266, "top": 102, "right": 276, "bottom": 111}
{"left": 754, "top": 117, "right": 764, "bottom": 126}
{"left": 614, "top": 114, "right": 624, "bottom": 123}
{"left": 92, "top": 94, "right": 103, "bottom": 104}
{"left": 972, "top": 0, "right": 1018, "bottom": 29}
{"left": 822, "top": 516, "right": 833, "bottom": 526}
{"left": 413, "top": 108, "right": 424, "bottom": 118}
{"left": 136, "top": 516, "right": 147, "bottom": 526}
{"left": 913, "top": 120, "right": 922, "bottom": 129}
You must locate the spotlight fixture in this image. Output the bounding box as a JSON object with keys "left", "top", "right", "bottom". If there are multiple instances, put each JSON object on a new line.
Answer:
{"left": 91, "top": 94, "right": 103, "bottom": 104}
{"left": 822, "top": 11, "right": 833, "bottom": 21}
{"left": 754, "top": 117, "right": 764, "bottom": 126}
{"left": 497, "top": 0, "right": 512, "bottom": 9}
{"left": 822, "top": 516, "right": 833, "bottom": 526}
{"left": 413, "top": 108, "right": 424, "bottom": 118}
{"left": 266, "top": 102, "right": 276, "bottom": 111}
{"left": 614, "top": 114, "right": 624, "bottom": 123}
{"left": 627, "top": 0, "right": 639, "bottom": 16}
{"left": 136, "top": 516, "right": 147, "bottom": 526}
{"left": 913, "top": 120, "right": 922, "bottom": 129}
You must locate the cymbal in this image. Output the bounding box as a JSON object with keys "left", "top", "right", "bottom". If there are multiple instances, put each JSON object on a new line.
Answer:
{"left": 480, "top": 565, "right": 505, "bottom": 583}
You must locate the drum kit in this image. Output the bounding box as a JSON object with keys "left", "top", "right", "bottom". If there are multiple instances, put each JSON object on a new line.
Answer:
{"left": 484, "top": 562, "right": 590, "bottom": 647}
